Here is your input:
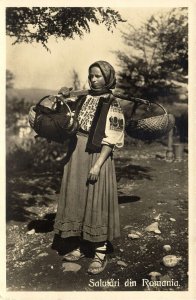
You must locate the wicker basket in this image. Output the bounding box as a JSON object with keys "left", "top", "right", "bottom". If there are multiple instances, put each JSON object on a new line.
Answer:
{"left": 125, "top": 102, "right": 175, "bottom": 140}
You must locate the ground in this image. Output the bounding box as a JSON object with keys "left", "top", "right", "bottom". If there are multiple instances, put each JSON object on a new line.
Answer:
{"left": 6, "top": 141, "right": 188, "bottom": 291}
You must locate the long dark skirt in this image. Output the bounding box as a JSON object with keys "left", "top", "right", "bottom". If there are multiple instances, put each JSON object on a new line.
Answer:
{"left": 53, "top": 133, "right": 120, "bottom": 242}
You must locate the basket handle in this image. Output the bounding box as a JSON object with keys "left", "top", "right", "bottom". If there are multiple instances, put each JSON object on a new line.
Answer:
{"left": 149, "top": 102, "right": 168, "bottom": 115}
{"left": 36, "top": 95, "right": 73, "bottom": 116}
{"left": 128, "top": 100, "right": 168, "bottom": 120}
{"left": 132, "top": 100, "right": 167, "bottom": 114}
{"left": 113, "top": 93, "right": 168, "bottom": 114}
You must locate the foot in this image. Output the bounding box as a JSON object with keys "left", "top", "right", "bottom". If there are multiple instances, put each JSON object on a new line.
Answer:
{"left": 64, "top": 248, "right": 85, "bottom": 262}
{"left": 87, "top": 253, "right": 108, "bottom": 275}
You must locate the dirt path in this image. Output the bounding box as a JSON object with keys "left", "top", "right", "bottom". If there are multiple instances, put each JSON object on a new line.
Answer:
{"left": 6, "top": 143, "right": 188, "bottom": 291}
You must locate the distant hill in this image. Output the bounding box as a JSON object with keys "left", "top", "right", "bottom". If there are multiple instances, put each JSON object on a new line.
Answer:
{"left": 6, "top": 88, "right": 57, "bottom": 104}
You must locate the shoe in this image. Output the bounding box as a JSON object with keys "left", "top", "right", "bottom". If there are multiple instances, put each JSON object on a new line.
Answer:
{"left": 87, "top": 253, "right": 108, "bottom": 275}
{"left": 64, "top": 248, "right": 85, "bottom": 262}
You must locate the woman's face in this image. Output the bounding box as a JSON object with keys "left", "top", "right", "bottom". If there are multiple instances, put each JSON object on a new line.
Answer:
{"left": 89, "top": 66, "right": 106, "bottom": 89}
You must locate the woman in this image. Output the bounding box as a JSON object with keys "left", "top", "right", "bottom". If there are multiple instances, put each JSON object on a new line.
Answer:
{"left": 29, "top": 60, "right": 125, "bottom": 274}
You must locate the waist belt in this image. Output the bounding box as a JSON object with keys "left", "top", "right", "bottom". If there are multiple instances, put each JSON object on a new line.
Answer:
{"left": 77, "top": 128, "right": 89, "bottom": 137}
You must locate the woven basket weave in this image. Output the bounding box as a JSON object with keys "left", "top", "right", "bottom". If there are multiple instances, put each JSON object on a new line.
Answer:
{"left": 125, "top": 102, "right": 175, "bottom": 140}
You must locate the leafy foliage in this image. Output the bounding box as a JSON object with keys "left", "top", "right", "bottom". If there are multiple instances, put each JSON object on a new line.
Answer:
{"left": 6, "top": 7, "right": 124, "bottom": 50}
{"left": 6, "top": 69, "right": 15, "bottom": 89}
{"left": 116, "top": 8, "right": 188, "bottom": 100}
{"left": 7, "top": 135, "right": 69, "bottom": 173}
{"left": 71, "top": 69, "right": 81, "bottom": 90}
{"left": 6, "top": 96, "right": 30, "bottom": 128}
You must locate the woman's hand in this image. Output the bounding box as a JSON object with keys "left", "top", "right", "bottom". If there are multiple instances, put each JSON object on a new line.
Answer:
{"left": 87, "top": 164, "right": 101, "bottom": 183}
{"left": 28, "top": 106, "right": 36, "bottom": 128}
{"left": 58, "top": 87, "right": 73, "bottom": 98}
{"left": 87, "top": 145, "right": 113, "bottom": 184}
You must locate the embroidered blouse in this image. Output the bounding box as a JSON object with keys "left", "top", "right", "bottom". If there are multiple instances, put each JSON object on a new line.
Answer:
{"left": 77, "top": 95, "right": 100, "bottom": 132}
{"left": 77, "top": 94, "right": 125, "bottom": 148}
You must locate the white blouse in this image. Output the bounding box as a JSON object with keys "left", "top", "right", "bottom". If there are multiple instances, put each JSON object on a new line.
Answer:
{"left": 102, "top": 99, "right": 125, "bottom": 148}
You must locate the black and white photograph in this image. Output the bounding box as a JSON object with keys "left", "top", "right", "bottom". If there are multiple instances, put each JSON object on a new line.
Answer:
{"left": 1, "top": 0, "right": 196, "bottom": 299}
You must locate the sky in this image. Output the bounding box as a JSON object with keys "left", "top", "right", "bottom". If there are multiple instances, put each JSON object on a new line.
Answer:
{"left": 6, "top": 7, "right": 175, "bottom": 90}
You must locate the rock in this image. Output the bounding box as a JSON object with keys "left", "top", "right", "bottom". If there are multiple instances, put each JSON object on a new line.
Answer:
{"left": 38, "top": 252, "right": 48, "bottom": 257}
{"left": 139, "top": 245, "right": 147, "bottom": 253}
{"left": 154, "top": 214, "right": 161, "bottom": 221}
{"left": 148, "top": 271, "right": 161, "bottom": 280}
{"left": 129, "top": 230, "right": 142, "bottom": 236}
{"left": 163, "top": 245, "right": 171, "bottom": 252}
{"left": 127, "top": 229, "right": 142, "bottom": 239}
{"left": 170, "top": 230, "right": 177, "bottom": 237}
{"left": 117, "top": 261, "right": 128, "bottom": 267}
{"left": 155, "top": 235, "right": 164, "bottom": 241}
{"left": 119, "top": 249, "right": 124, "bottom": 252}
{"left": 145, "top": 222, "right": 161, "bottom": 234}
{"left": 62, "top": 262, "right": 81, "bottom": 273}
{"left": 27, "top": 229, "right": 35, "bottom": 235}
{"left": 162, "top": 255, "right": 182, "bottom": 267}
{"left": 134, "top": 230, "right": 142, "bottom": 236}
{"left": 169, "top": 218, "right": 176, "bottom": 222}
{"left": 128, "top": 233, "right": 141, "bottom": 239}
{"left": 123, "top": 225, "right": 132, "bottom": 229}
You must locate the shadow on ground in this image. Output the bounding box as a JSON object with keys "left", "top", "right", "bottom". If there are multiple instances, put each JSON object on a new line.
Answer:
{"left": 118, "top": 195, "right": 140, "bottom": 204}
{"left": 6, "top": 164, "right": 147, "bottom": 223}
{"left": 25, "top": 195, "right": 140, "bottom": 235}
{"left": 115, "top": 162, "right": 153, "bottom": 182}
{"left": 27, "top": 213, "right": 56, "bottom": 233}
{"left": 6, "top": 172, "right": 62, "bottom": 222}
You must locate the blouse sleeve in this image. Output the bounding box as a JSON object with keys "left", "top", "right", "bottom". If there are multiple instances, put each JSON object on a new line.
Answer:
{"left": 101, "top": 99, "right": 125, "bottom": 148}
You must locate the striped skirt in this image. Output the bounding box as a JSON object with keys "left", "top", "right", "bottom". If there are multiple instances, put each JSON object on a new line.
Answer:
{"left": 53, "top": 133, "right": 120, "bottom": 242}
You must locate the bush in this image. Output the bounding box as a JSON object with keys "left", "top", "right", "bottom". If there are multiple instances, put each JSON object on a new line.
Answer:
{"left": 7, "top": 129, "right": 69, "bottom": 173}
{"left": 6, "top": 95, "right": 69, "bottom": 173}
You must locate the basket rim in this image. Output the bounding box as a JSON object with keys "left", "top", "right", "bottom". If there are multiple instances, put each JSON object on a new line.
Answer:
{"left": 128, "top": 112, "right": 172, "bottom": 123}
